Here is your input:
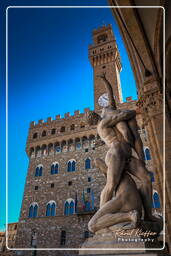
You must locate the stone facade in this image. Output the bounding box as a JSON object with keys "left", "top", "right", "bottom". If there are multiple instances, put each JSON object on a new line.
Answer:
{"left": 0, "top": 223, "right": 18, "bottom": 256}
{"left": 14, "top": 25, "right": 161, "bottom": 256}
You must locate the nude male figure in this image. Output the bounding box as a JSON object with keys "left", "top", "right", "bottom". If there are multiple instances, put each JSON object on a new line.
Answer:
{"left": 86, "top": 73, "right": 155, "bottom": 222}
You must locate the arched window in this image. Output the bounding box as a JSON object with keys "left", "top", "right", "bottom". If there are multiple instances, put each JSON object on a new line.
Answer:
{"left": 153, "top": 191, "right": 161, "bottom": 208}
{"left": 85, "top": 158, "right": 91, "bottom": 169}
{"left": 48, "top": 143, "right": 53, "bottom": 155}
{"left": 46, "top": 201, "right": 56, "bottom": 216}
{"left": 39, "top": 166, "right": 42, "bottom": 176}
{"left": 69, "top": 201, "right": 74, "bottom": 215}
{"left": 51, "top": 163, "right": 59, "bottom": 175}
{"left": 42, "top": 144, "right": 47, "bottom": 156}
{"left": 149, "top": 171, "right": 155, "bottom": 182}
{"left": 67, "top": 161, "right": 72, "bottom": 172}
{"left": 28, "top": 205, "right": 34, "bottom": 218}
{"left": 89, "top": 135, "right": 95, "bottom": 148}
{"left": 46, "top": 203, "right": 51, "bottom": 217}
{"left": 70, "top": 124, "right": 75, "bottom": 131}
{"left": 29, "top": 147, "right": 35, "bottom": 158}
{"left": 145, "top": 147, "right": 151, "bottom": 160}
{"left": 55, "top": 142, "right": 61, "bottom": 153}
{"left": 29, "top": 203, "right": 38, "bottom": 218}
{"left": 67, "top": 160, "right": 76, "bottom": 172}
{"left": 72, "top": 161, "right": 76, "bottom": 172}
{"left": 82, "top": 136, "right": 88, "bottom": 149}
{"left": 33, "top": 204, "right": 38, "bottom": 217}
{"left": 75, "top": 138, "right": 81, "bottom": 150}
{"left": 68, "top": 139, "right": 74, "bottom": 152}
{"left": 42, "top": 130, "right": 46, "bottom": 137}
{"left": 35, "top": 146, "right": 41, "bottom": 157}
{"left": 35, "top": 165, "right": 43, "bottom": 177}
{"left": 51, "top": 128, "right": 56, "bottom": 135}
{"left": 60, "top": 230, "right": 66, "bottom": 245}
{"left": 60, "top": 126, "right": 65, "bottom": 132}
{"left": 64, "top": 199, "right": 75, "bottom": 215}
{"left": 33, "top": 133, "right": 37, "bottom": 139}
{"left": 51, "top": 203, "right": 56, "bottom": 216}
{"left": 35, "top": 167, "right": 39, "bottom": 177}
{"left": 64, "top": 201, "right": 69, "bottom": 215}
{"left": 61, "top": 141, "right": 67, "bottom": 152}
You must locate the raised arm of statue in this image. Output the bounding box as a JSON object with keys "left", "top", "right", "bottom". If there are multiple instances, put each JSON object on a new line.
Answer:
{"left": 128, "top": 118, "right": 145, "bottom": 162}
{"left": 97, "top": 72, "right": 117, "bottom": 109}
{"left": 100, "top": 110, "right": 136, "bottom": 128}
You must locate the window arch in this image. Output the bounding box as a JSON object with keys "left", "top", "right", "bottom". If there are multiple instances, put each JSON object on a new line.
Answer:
{"left": 46, "top": 201, "right": 56, "bottom": 216}
{"left": 35, "top": 165, "right": 43, "bottom": 177}
{"left": 144, "top": 147, "right": 151, "bottom": 160}
{"left": 64, "top": 199, "right": 75, "bottom": 215}
{"left": 67, "top": 160, "right": 76, "bottom": 172}
{"left": 29, "top": 203, "right": 38, "bottom": 218}
{"left": 153, "top": 191, "right": 161, "bottom": 208}
{"left": 42, "top": 130, "right": 46, "bottom": 137}
{"left": 85, "top": 158, "right": 91, "bottom": 169}
{"left": 51, "top": 162, "right": 59, "bottom": 175}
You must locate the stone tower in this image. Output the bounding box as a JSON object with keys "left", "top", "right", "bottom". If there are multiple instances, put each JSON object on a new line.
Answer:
{"left": 89, "top": 24, "right": 123, "bottom": 111}
{"left": 14, "top": 25, "right": 161, "bottom": 256}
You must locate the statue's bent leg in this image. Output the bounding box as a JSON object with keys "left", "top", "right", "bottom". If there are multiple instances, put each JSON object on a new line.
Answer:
{"left": 100, "top": 151, "right": 126, "bottom": 208}
{"left": 88, "top": 196, "right": 122, "bottom": 233}
{"left": 129, "top": 157, "right": 153, "bottom": 220}
{"left": 89, "top": 210, "right": 140, "bottom": 233}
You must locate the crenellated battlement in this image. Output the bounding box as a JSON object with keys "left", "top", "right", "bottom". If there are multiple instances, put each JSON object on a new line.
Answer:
{"left": 30, "top": 108, "right": 91, "bottom": 128}
{"left": 29, "top": 98, "right": 137, "bottom": 129}
{"left": 92, "top": 24, "right": 112, "bottom": 35}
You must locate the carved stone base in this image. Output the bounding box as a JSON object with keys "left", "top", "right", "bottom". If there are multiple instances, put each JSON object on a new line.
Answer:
{"left": 79, "top": 226, "right": 164, "bottom": 255}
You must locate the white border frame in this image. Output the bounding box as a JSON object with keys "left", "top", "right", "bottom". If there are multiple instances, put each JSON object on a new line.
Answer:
{"left": 6, "top": 5, "right": 165, "bottom": 252}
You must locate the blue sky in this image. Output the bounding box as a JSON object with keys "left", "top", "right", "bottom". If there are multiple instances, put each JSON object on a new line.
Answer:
{"left": 0, "top": 0, "right": 137, "bottom": 231}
